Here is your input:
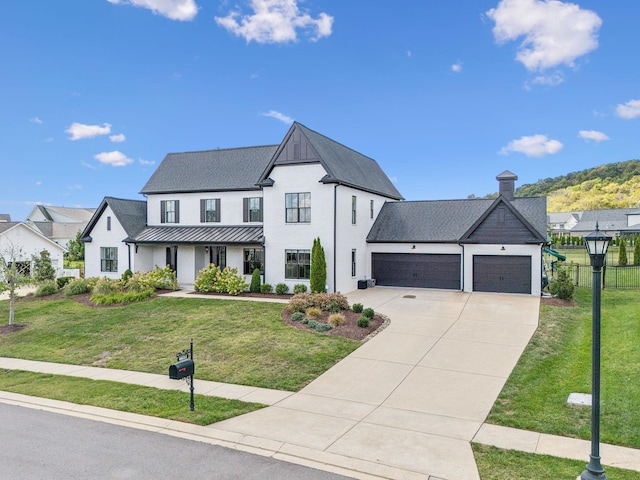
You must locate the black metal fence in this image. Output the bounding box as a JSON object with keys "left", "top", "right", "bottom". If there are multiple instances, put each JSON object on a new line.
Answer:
{"left": 565, "top": 264, "right": 640, "bottom": 289}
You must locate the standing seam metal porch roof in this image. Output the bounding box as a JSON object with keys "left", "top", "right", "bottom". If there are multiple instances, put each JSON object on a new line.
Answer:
{"left": 132, "top": 225, "right": 263, "bottom": 244}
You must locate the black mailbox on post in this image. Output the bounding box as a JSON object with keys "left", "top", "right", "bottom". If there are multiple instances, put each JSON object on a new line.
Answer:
{"left": 169, "top": 359, "right": 194, "bottom": 380}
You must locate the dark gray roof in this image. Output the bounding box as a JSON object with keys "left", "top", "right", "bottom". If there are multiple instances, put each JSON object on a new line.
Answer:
{"left": 132, "top": 225, "right": 263, "bottom": 245}
{"left": 260, "top": 123, "right": 403, "bottom": 200}
{"left": 367, "top": 196, "right": 547, "bottom": 243}
{"left": 81, "top": 197, "right": 147, "bottom": 242}
{"left": 140, "top": 145, "right": 278, "bottom": 194}
{"left": 571, "top": 208, "right": 640, "bottom": 233}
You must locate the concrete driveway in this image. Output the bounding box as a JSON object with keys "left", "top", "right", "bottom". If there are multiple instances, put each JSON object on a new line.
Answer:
{"left": 212, "top": 287, "right": 540, "bottom": 480}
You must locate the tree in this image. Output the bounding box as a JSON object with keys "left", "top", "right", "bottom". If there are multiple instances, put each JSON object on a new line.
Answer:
{"left": 250, "top": 268, "right": 261, "bottom": 293}
{"left": 32, "top": 249, "right": 56, "bottom": 283}
{"left": 310, "top": 237, "right": 327, "bottom": 293}
{"left": 634, "top": 235, "right": 640, "bottom": 266}
{"left": 0, "top": 244, "right": 32, "bottom": 325}
{"left": 618, "top": 237, "right": 628, "bottom": 266}
{"left": 65, "top": 230, "right": 85, "bottom": 263}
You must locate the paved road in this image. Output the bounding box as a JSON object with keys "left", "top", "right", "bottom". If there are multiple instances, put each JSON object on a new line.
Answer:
{"left": 0, "top": 403, "right": 353, "bottom": 480}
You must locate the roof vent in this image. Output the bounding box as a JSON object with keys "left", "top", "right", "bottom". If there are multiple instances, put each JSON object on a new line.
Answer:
{"left": 496, "top": 170, "right": 518, "bottom": 201}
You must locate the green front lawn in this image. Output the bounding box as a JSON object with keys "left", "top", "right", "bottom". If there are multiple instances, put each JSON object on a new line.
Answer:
{"left": 487, "top": 287, "right": 640, "bottom": 448}
{"left": 0, "top": 296, "right": 360, "bottom": 391}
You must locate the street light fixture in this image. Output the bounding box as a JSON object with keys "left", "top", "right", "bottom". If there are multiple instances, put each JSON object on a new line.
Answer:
{"left": 580, "top": 222, "right": 611, "bottom": 480}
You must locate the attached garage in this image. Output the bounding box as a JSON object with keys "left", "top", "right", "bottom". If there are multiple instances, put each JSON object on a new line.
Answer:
{"left": 473, "top": 255, "right": 531, "bottom": 294}
{"left": 372, "top": 253, "right": 461, "bottom": 289}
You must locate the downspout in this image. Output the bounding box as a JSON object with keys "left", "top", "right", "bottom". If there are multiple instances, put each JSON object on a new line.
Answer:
{"left": 333, "top": 184, "right": 338, "bottom": 293}
{"left": 459, "top": 243, "right": 464, "bottom": 292}
{"left": 262, "top": 238, "right": 266, "bottom": 284}
{"left": 126, "top": 243, "right": 132, "bottom": 271}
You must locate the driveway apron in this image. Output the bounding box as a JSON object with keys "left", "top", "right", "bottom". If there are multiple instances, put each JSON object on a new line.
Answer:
{"left": 212, "top": 288, "right": 540, "bottom": 480}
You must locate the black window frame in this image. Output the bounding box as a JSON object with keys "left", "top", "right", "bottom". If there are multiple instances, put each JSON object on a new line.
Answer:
{"left": 352, "top": 196, "right": 357, "bottom": 225}
{"left": 351, "top": 249, "right": 356, "bottom": 277}
{"left": 243, "top": 197, "right": 263, "bottom": 222}
{"left": 370, "top": 199, "right": 374, "bottom": 219}
{"left": 285, "top": 249, "right": 311, "bottom": 279}
{"left": 161, "top": 200, "right": 179, "bottom": 224}
{"left": 100, "top": 247, "right": 118, "bottom": 272}
{"left": 200, "top": 198, "right": 221, "bottom": 223}
{"left": 243, "top": 248, "right": 264, "bottom": 275}
{"left": 285, "top": 192, "right": 311, "bottom": 223}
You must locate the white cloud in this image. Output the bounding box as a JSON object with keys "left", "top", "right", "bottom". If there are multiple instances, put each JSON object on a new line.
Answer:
{"left": 35, "top": 181, "right": 42, "bottom": 186}
{"left": 578, "top": 130, "right": 609, "bottom": 142}
{"left": 616, "top": 99, "right": 640, "bottom": 119}
{"left": 215, "top": 0, "right": 333, "bottom": 44}
{"left": 66, "top": 122, "right": 112, "bottom": 140}
{"left": 30, "top": 117, "right": 43, "bottom": 124}
{"left": 262, "top": 110, "right": 294, "bottom": 124}
{"left": 499, "top": 134, "right": 563, "bottom": 157}
{"left": 529, "top": 72, "right": 564, "bottom": 87}
{"left": 110, "top": 133, "right": 126, "bottom": 143}
{"left": 67, "top": 184, "right": 82, "bottom": 190}
{"left": 139, "top": 158, "right": 156, "bottom": 166}
{"left": 94, "top": 151, "right": 134, "bottom": 167}
{"left": 486, "top": 0, "right": 601, "bottom": 71}
{"left": 106, "top": 0, "right": 197, "bottom": 21}
{"left": 407, "top": 51, "right": 412, "bottom": 58}
{"left": 451, "top": 62, "right": 463, "bottom": 73}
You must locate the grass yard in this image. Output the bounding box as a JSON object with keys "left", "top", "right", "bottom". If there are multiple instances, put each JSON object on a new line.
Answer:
{"left": 486, "top": 287, "right": 640, "bottom": 448}
{"left": 0, "top": 369, "right": 263, "bottom": 425}
{"left": 473, "top": 444, "right": 640, "bottom": 480}
{"left": 0, "top": 296, "right": 360, "bottom": 391}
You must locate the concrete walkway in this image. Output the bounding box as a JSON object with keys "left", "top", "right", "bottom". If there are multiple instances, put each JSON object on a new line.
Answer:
{"left": 2, "top": 287, "right": 640, "bottom": 479}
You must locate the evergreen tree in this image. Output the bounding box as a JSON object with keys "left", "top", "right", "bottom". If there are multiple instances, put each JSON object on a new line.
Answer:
{"left": 310, "top": 237, "right": 327, "bottom": 293}
{"left": 634, "top": 235, "right": 640, "bottom": 265}
{"left": 618, "top": 237, "right": 628, "bottom": 266}
{"left": 250, "top": 268, "right": 261, "bottom": 293}
{"left": 32, "top": 249, "right": 56, "bottom": 282}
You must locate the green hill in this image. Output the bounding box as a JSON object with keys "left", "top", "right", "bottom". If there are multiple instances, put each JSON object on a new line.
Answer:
{"left": 508, "top": 160, "right": 640, "bottom": 212}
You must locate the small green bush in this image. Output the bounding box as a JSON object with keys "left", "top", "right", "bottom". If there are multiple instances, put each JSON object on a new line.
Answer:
{"left": 352, "top": 303, "right": 363, "bottom": 313}
{"left": 291, "top": 312, "right": 305, "bottom": 322}
{"left": 121, "top": 269, "right": 133, "bottom": 282}
{"left": 275, "top": 283, "right": 289, "bottom": 295}
{"left": 250, "top": 268, "right": 261, "bottom": 293}
{"left": 64, "top": 278, "right": 91, "bottom": 296}
{"left": 305, "top": 307, "right": 323, "bottom": 319}
{"left": 328, "top": 301, "right": 341, "bottom": 314}
{"left": 260, "top": 283, "right": 273, "bottom": 294}
{"left": 293, "top": 284, "right": 307, "bottom": 294}
{"left": 314, "top": 322, "right": 332, "bottom": 332}
{"left": 549, "top": 265, "right": 575, "bottom": 300}
{"left": 35, "top": 281, "right": 58, "bottom": 297}
{"left": 91, "top": 289, "right": 154, "bottom": 305}
{"left": 301, "top": 317, "right": 310, "bottom": 324}
{"left": 307, "top": 319, "right": 318, "bottom": 329}
{"left": 92, "top": 277, "right": 123, "bottom": 295}
{"left": 56, "top": 276, "right": 74, "bottom": 289}
{"left": 328, "top": 313, "right": 345, "bottom": 326}
{"left": 362, "top": 307, "right": 375, "bottom": 319}
{"left": 357, "top": 316, "right": 370, "bottom": 328}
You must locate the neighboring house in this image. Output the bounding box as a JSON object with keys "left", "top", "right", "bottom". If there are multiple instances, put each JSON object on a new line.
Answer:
{"left": 81, "top": 123, "right": 547, "bottom": 295}
{"left": 547, "top": 212, "right": 580, "bottom": 236}
{"left": 0, "top": 214, "right": 11, "bottom": 223}
{"left": 26, "top": 205, "right": 96, "bottom": 248}
{"left": 554, "top": 208, "right": 640, "bottom": 238}
{"left": 0, "top": 222, "right": 66, "bottom": 277}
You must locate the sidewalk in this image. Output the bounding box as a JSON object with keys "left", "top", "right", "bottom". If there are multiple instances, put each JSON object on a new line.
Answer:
{"left": 2, "top": 288, "right": 640, "bottom": 479}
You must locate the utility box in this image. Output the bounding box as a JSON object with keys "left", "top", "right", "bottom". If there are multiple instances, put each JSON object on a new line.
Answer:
{"left": 367, "top": 279, "right": 376, "bottom": 287}
{"left": 169, "top": 359, "right": 194, "bottom": 380}
{"left": 357, "top": 280, "right": 368, "bottom": 289}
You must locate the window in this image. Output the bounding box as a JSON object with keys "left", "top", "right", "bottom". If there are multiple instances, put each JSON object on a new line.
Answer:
{"left": 285, "top": 193, "right": 310, "bottom": 223}
{"left": 293, "top": 142, "right": 301, "bottom": 160}
{"left": 107, "top": 216, "right": 111, "bottom": 231}
{"left": 207, "top": 246, "right": 226, "bottom": 269}
{"left": 161, "top": 200, "right": 179, "bottom": 224}
{"left": 243, "top": 197, "right": 263, "bottom": 222}
{"left": 243, "top": 248, "right": 263, "bottom": 274}
{"left": 101, "top": 247, "right": 118, "bottom": 272}
{"left": 201, "top": 199, "right": 220, "bottom": 223}
{"left": 498, "top": 206, "right": 505, "bottom": 223}
{"left": 285, "top": 249, "right": 311, "bottom": 279}
{"left": 370, "top": 200, "right": 374, "bottom": 219}
{"left": 352, "top": 196, "right": 357, "bottom": 224}
{"left": 351, "top": 249, "right": 356, "bottom": 277}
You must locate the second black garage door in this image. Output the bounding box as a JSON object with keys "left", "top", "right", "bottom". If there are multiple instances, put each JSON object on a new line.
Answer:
{"left": 473, "top": 255, "right": 531, "bottom": 294}
{"left": 372, "top": 253, "right": 461, "bottom": 289}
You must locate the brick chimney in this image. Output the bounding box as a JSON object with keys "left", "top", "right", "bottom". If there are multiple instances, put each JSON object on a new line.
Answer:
{"left": 496, "top": 170, "right": 517, "bottom": 200}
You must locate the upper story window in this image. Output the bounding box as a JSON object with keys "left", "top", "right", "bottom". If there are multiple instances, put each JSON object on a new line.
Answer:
{"left": 201, "top": 199, "right": 220, "bottom": 223}
{"left": 161, "top": 200, "right": 179, "bottom": 224}
{"left": 370, "top": 200, "right": 374, "bottom": 219}
{"left": 107, "top": 216, "right": 111, "bottom": 231}
{"left": 352, "top": 196, "right": 357, "bottom": 225}
{"left": 243, "top": 197, "right": 263, "bottom": 222}
{"left": 285, "top": 192, "right": 310, "bottom": 223}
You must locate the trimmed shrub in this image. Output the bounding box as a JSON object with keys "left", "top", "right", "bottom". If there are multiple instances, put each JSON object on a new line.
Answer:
{"left": 293, "top": 283, "right": 307, "bottom": 294}
{"left": 328, "top": 313, "right": 345, "bottom": 327}
{"left": 357, "top": 316, "right": 370, "bottom": 328}
{"left": 56, "top": 276, "right": 74, "bottom": 289}
{"left": 194, "top": 264, "right": 221, "bottom": 293}
{"left": 64, "top": 278, "right": 91, "bottom": 296}
{"left": 305, "top": 307, "right": 323, "bottom": 320}
{"left": 352, "top": 303, "right": 364, "bottom": 313}
{"left": 275, "top": 283, "right": 289, "bottom": 295}
{"left": 260, "top": 283, "right": 273, "bottom": 294}
{"left": 287, "top": 292, "right": 349, "bottom": 313}
{"left": 301, "top": 317, "right": 310, "bottom": 324}
{"left": 215, "top": 267, "right": 248, "bottom": 295}
{"left": 291, "top": 312, "right": 305, "bottom": 322}
{"left": 250, "top": 268, "right": 261, "bottom": 293}
{"left": 121, "top": 269, "right": 133, "bottom": 282}
{"left": 619, "top": 238, "right": 628, "bottom": 266}
{"left": 549, "top": 265, "right": 575, "bottom": 300}
{"left": 146, "top": 265, "right": 179, "bottom": 290}
{"left": 362, "top": 307, "right": 375, "bottom": 319}
{"left": 307, "top": 319, "right": 318, "bottom": 329}
{"left": 91, "top": 289, "right": 154, "bottom": 305}
{"left": 92, "top": 277, "right": 123, "bottom": 295}
{"left": 310, "top": 237, "right": 327, "bottom": 293}
{"left": 328, "top": 301, "right": 341, "bottom": 314}
{"left": 314, "top": 322, "right": 332, "bottom": 332}
{"left": 35, "top": 281, "right": 58, "bottom": 297}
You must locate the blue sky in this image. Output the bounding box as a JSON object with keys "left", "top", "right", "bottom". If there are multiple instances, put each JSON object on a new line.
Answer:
{"left": 2, "top": 0, "right": 639, "bottom": 220}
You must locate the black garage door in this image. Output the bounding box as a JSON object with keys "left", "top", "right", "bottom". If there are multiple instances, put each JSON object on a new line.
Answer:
{"left": 473, "top": 255, "right": 531, "bottom": 294}
{"left": 372, "top": 253, "right": 461, "bottom": 289}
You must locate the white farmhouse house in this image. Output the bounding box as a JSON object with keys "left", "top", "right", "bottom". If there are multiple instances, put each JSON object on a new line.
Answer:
{"left": 82, "top": 122, "right": 547, "bottom": 295}
{"left": 0, "top": 222, "right": 66, "bottom": 277}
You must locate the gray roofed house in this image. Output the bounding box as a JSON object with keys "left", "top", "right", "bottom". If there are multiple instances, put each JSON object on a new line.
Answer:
{"left": 25, "top": 205, "right": 97, "bottom": 247}
{"left": 570, "top": 208, "right": 640, "bottom": 234}
{"left": 81, "top": 197, "right": 147, "bottom": 243}
{"left": 0, "top": 214, "right": 11, "bottom": 223}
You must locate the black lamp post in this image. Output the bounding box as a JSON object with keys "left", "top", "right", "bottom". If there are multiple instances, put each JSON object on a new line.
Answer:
{"left": 581, "top": 223, "right": 611, "bottom": 480}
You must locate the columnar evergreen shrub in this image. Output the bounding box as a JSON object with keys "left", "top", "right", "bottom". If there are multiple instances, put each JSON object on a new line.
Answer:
{"left": 634, "top": 236, "right": 640, "bottom": 265}
{"left": 250, "top": 268, "right": 261, "bottom": 293}
{"left": 619, "top": 237, "right": 628, "bottom": 266}
{"left": 310, "top": 237, "right": 327, "bottom": 293}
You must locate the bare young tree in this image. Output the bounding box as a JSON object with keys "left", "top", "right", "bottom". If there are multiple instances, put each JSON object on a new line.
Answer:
{"left": 0, "top": 242, "right": 32, "bottom": 325}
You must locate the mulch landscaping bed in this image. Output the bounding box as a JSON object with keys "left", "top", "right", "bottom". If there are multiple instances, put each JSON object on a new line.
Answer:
{"left": 541, "top": 296, "right": 577, "bottom": 307}
{"left": 281, "top": 309, "right": 387, "bottom": 341}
